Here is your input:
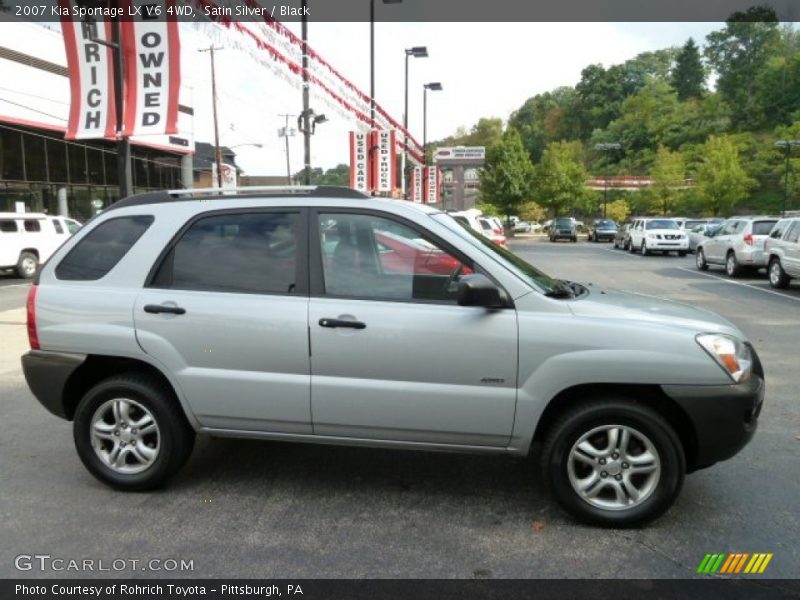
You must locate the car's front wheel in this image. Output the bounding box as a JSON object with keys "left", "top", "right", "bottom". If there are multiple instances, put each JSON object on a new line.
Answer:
{"left": 73, "top": 373, "right": 195, "bottom": 491}
{"left": 541, "top": 400, "right": 685, "bottom": 527}
{"left": 640, "top": 240, "right": 650, "bottom": 256}
{"left": 696, "top": 248, "right": 708, "bottom": 271}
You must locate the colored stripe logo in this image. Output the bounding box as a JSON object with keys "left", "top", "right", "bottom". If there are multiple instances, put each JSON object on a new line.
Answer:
{"left": 697, "top": 553, "right": 773, "bottom": 574}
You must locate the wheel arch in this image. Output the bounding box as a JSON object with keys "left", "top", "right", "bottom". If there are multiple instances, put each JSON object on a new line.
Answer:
{"left": 531, "top": 383, "right": 698, "bottom": 471}
{"left": 62, "top": 354, "right": 199, "bottom": 429}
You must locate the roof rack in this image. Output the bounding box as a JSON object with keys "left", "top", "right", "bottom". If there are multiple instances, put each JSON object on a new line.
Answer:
{"left": 105, "top": 185, "right": 369, "bottom": 212}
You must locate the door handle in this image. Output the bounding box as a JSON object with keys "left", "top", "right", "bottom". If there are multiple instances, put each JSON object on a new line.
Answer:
{"left": 144, "top": 304, "right": 186, "bottom": 315}
{"left": 318, "top": 318, "right": 366, "bottom": 329}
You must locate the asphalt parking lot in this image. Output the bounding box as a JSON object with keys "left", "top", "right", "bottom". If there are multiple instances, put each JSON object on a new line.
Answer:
{"left": 1, "top": 239, "right": 798, "bottom": 580}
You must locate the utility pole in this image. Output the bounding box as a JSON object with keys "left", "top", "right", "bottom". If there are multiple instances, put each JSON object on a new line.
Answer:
{"left": 279, "top": 114, "right": 296, "bottom": 184}
{"left": 199, "top": 46, "right": 223, "bottom": 188}
{"left": 301, "top": 0, "right": 311, "bottom": 185}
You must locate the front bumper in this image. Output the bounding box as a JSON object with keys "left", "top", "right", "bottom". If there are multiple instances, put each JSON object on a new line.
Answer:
{"left": 594, "top": 231, "right": 616, "bottom": 240}
{"left": 662, "top": 368, "right": 764, "bottom": 472}
{"left": 645, "top": 238, "right": 689, "bottom": 250}
{"left": 21, "top": 350, "right": 87, "bottom": 420}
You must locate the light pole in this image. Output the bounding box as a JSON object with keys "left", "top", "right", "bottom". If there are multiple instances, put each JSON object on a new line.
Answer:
{"left": 595, "top": 142, "right": 622, "bottom": 218}
{"left": 370, "top": 0, "right": 402, "bottom": 128}
{"left": 423, "top": 82, "right": 442, "bottom": 164}
{"left": 775, "top": 140, "right": 800, "bottom": 216}
{"left": 297, "top": 110, "right": 328, "bottom": 184}
{"left": 228, "top": 143, "right": 263, "bottom": 150}
{"left": 199, "top": 46, "right": 224, "bottom": 188}
{"left": 403, "top": 46, "right": 428, "bottom": 198}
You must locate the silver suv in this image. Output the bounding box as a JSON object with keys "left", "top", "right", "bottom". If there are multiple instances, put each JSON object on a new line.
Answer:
{"left": 765, "top": 217, "right": 800, "bottom": 288}
{"left": 695, "top": 216, "right": 778, "bottom": 277}
{"left": 21, "top": 186, "right": 764, "bottom": 527}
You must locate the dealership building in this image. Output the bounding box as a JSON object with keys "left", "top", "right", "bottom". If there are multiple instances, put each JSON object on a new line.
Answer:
{"left": 0, "top": 21, "right": 195, "bottom": 221}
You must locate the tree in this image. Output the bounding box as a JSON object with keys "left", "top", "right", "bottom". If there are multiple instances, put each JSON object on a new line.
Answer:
{"left": 479, "top": 128, "right": 535, "bottom": 219}
{"left": 705, "top": 7, "right": 781, "bottom": 129}
{"left": 693, "top": 135, "right": 756, "bottom": 215}
{"left": 532, "top": 141, "right": 589, "bottom": 217}
{"left": 518, "top": 201, "right": 547, "bottom": 223}
{"left": 648, "top": 146, "right": 686, "bottom": 214}
{"left": 671, "top": 38, "right": 706, "bottom": 101}
{"left": 293, "top": 163, "right": 349, "bottom": 186}
{"left": 605, "top": 199, "right": 631, "bottom": 222}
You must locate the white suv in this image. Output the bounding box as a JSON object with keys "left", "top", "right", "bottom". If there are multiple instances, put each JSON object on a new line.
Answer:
{"left": 0, "top": 212, "right": 81, "bottom": 278}
{"left": 628, "top": 218, "right": 688, "bottom": 256}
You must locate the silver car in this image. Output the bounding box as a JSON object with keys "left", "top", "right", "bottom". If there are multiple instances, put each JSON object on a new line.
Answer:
{"left": 765, "top": 217, "right": 800, "bottom": 288}
{"left": 21, "top": 186, "right": 764, "bottom": 527}
{"left": 695, "top": 216, "right": 778, "bottom": 277}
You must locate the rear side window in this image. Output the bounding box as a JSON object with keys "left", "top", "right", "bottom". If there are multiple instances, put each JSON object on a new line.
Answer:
{"left": 55, "top": 216, "right": 154, "bottom": 281}
{"left": 786, "top": 222, "right": 800, "bottom": 244}
{"left": 151, "top": 212, "right": 300, "bottom": 295}
{"left": 752, "top": 221, "right": 778, "bottom": 236}
{"left": 52, "top": 220, "right": 64, "bottom": 234}
{"left": 24, "top": 220, "right": 41, "bottom": 232}
{"left": 0, "top": 220, "right": 18, "bottom": 232}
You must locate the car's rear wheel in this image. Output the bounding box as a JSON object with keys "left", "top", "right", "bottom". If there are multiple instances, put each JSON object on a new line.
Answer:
{"left": 16, "top": 251, "right": 38, "bottom": 279}
{"left": 541, "top": 400, "right": 685, "bottom": 527}
{"left": 696, "top": 248, "right": 708, "bottom": 271}
{"left": 628, "top": 240, "right": 636, "bottom": 253}
{"left": 725, "top": 251, "right": 741, "bottom": 277}
{"left": 768, "top": 258, "right": 790, "bottom": 289}
{"left": 73, "top": 373, "right": 195, "bottom": 491}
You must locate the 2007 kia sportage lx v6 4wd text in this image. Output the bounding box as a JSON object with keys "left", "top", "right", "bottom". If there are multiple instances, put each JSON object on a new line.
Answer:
{"left": 21, "top": 186, "right": 764, "bottom": 526}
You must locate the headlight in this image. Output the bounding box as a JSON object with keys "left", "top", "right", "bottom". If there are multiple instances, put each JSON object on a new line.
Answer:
{"left": 646, "top": 233, "right": 657, "bottom": 239}
{"left": 696, "top": 333, "right": 752, "bottom": 382}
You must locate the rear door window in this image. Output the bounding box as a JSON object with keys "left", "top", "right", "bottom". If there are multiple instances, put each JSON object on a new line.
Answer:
{"left": 151, "top": 212, "right": 301, "bottom": 295}
{"left": 786, "top": 222, "right": 800, "bottom": 244}
{"left": 55, "top": 216, "right": 154, "bottom": 281}
{"left": 0, "top": 220, "right": 18, "bottom": 232}
{"left": 752, "top": 221, "right": 778, "bottom": 236}
{"left": 24, "top": 220, "right": 41, "bottom": 232}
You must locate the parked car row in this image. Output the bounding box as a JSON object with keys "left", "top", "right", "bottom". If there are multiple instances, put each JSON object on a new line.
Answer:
{"left": 0, "top": 212, "right": 82, "bottom": 278}
{"left": 608, "top": 213, "right": 798, "bottom": 289}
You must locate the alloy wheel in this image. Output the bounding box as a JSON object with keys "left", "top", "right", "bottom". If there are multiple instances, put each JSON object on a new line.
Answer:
{"left": 567, "top": 424, "right": 661, "bottom": 511}
{"left": 90, "top": 398, "right": 160, "bottom": 474}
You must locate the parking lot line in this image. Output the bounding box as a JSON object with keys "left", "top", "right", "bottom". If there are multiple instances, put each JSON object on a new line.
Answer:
{"left": 677, "top": 267, "right": 800, "bottom": 304}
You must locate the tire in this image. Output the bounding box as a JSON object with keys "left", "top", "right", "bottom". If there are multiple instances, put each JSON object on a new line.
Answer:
{"left": 696, "top": 248, "right": 708, "bottom": 271}
{"left": 16, "top": 251, "right": 38, "bottom": 279}
{"left": 624, "top": 239, "right": 630, "bottom": 251}
{"left": 725, "top": 251, "right": 741, "bottom": 278}
{"left": 678, "top": 251, "right": 687, "bottom": 257}
{"left": 541, "top": 399, "right": 685, "bottom": 527}
{"left": 73, "top": 372, "right": 195, "bottom": 491}
{"left": 640, "top": 240, "right": 649, "bottom": 256}
{"left": 768, "top": 257, "right": 790, "bottom": 289}
{"left": 613, "top": 239, "right": 619, "bottom": 249}
{"left": 628, "top": 239, "right": 636, "bottom": 253}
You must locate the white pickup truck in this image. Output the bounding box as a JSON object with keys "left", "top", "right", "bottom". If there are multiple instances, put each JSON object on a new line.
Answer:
{"left": 0, "top": 212, "right": 81, "bottom": 278}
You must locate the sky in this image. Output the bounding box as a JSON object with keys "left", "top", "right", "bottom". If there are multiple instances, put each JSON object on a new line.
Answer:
{"left": 180, "top": 22, "right": 721, "bottom": 176}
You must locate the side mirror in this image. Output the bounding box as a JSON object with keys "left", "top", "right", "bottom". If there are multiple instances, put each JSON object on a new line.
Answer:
{"left": 457, "top": 274, "right": 504, "bottom": 308}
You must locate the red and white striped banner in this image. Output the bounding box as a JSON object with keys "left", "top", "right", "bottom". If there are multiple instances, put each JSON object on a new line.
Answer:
{"left": 121, "top": 0, "right": 181, "bottom": 136}
{"left": 59, "top": 4, "right": 116, "bottom": 140}
{"left": 372, "top": 130, "right": 397, "bottom": 193}
{"left": 349, "top": 131, "right": 371, "bottom": 193}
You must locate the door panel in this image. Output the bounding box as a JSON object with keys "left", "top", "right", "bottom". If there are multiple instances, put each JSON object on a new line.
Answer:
{"left": 134, "top": 209, "right": 311, "bottom": 433}
{"left": 309, "top": 211, "right": 518, "bottom": 446}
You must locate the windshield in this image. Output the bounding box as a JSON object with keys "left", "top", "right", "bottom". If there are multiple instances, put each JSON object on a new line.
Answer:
{"left": 433, "top": 213, "right": 559, "bottom": 294}
{"left": 595, "top": 220, "right": 616, "bottom": 229}
{"left": 646, "top": 220, "right": 679, "bottom": 230}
